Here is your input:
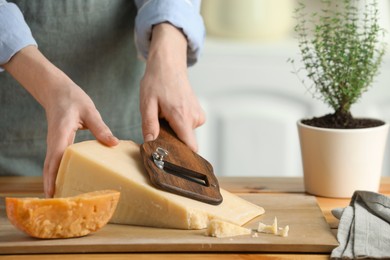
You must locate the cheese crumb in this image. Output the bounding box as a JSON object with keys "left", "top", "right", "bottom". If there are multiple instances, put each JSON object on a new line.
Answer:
{"left": 257, "top": 217, "right": 289, "bottom": 237}
{"left": 257, "top": 216, "right": 278, "bottom": 234}
{"left": 205, "top": 217, "right": 289, "bottom": 239}
{"left": 206, "top": 219, "right": 252, "bottom": 238}
{"left": 280, "top": 225, "right": 289, "bottom": 237}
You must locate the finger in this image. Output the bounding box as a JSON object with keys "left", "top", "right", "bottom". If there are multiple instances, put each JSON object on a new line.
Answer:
{"left": 169, "top": 119, "right": 198, "bottom": 152}
{"left": 195, "top": 108, "right": 206, "bottom": 128}
{"left": 84, "top": 110, "right": 119, "bottom": 146}
{"left": 140, "top": 98, "right": 160, "bottom": 142}
{"left": 43, "top": 129, "right": 76, "bottom": 198}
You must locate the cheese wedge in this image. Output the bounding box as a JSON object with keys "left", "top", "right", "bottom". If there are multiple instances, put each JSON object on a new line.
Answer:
{"left": 6, "top": 190, "right": 120, "bottom": 239}
{"left": 55, "top": 140, "right": 264, "bottom": 229}
{"left": 206, "top": 219, "right": 252, "bottom": 238}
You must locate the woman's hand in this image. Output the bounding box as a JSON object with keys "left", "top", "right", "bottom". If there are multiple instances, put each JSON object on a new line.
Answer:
{"left": 4, "top": 46, "right": 119, "bottom": 198}
{"left": 43, "top": 83, "right": 118, "bottom": 198}
{"left": 140, "top": 23, "right": 205, "bottom": 152}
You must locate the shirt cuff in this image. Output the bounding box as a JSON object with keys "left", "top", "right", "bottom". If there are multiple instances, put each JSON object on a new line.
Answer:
{"left": 0, "top": 2, "right": 37, "bottom": 71}
{"left": 135, "top": 0, "right": 205, "bottom": 66}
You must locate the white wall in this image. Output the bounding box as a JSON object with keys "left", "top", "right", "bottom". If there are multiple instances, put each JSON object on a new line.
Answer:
{"left": 189, "top": 38, "right": 390, "bottom": 177}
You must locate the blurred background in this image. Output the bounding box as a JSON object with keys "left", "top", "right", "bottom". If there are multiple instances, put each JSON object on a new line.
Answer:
{"left": 190, "top": 0, "right": 390, "bottom": 177}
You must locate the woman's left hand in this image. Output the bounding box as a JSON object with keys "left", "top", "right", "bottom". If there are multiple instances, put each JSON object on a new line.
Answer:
{"left": 139, "top": 23, "right": 205, "bottom": 152}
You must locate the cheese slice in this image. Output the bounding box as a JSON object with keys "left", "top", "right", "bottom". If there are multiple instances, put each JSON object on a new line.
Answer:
{"left": 55, "top": 140, "right": 264, "bottom": 229}
{"left": 6, "top": 190, "right": 120, "bottom": 239}
{"left": 206, "top": 219, "right": 252, "bottom": 238}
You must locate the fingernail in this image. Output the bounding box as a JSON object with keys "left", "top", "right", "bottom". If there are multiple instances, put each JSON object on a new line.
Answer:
{"left": 144, "top": 134, "right": 154, "bottom": 142}
{"left": 190, "top": 142, "right": 198, "bottom": 152}
{"left": 45, "top": 188, "right": 52, "bottom": 198}
{"left": 44, "top": 180, "right": 50, "bottom": 198}
{"left": 108, "top": 134, "right": 119, "bottom": 143}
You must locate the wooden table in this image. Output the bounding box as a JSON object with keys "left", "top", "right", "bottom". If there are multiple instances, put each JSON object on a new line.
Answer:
{"left": 1, "top": 176, "right": 389, "bottom": 259}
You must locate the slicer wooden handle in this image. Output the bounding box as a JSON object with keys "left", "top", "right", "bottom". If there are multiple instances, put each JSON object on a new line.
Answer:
{"left": 140, "top": 120, "right": 223, "bottom": 205}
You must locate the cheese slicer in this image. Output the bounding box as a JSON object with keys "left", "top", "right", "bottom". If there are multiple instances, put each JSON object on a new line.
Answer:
{"left": 140, "top": 120, "right": 223, "bottom": 205}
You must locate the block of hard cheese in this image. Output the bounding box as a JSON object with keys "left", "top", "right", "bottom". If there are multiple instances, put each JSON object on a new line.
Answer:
{"left": 55, "top": 140, "right": 264, "bottom": 229}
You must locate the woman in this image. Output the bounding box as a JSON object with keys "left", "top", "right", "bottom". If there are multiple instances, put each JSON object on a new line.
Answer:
{"left": 0, "top": 0, "right": 206, "bottom": 197}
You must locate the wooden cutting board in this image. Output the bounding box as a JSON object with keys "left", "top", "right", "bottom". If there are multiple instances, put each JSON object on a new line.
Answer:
{"left": 0, "top": 194, "right": 338, "bottom": 254}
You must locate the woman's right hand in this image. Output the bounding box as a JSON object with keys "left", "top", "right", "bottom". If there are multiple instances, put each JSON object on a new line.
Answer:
{"left": 3, "top": 46, "right": 119, "bottom": 198}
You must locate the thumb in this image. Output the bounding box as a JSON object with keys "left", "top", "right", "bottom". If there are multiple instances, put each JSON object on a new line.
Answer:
{"left": 43, "top": 129, "right": 76, "bottom": 198}
{"left": 84, "top": 111, "right": 119, "bottom": 146}
{"left": 141, "top": 100, "right": 160, "bottom": 142}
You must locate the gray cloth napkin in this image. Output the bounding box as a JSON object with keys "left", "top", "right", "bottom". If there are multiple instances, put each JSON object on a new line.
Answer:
{"left": 331, "top": 190, "right": 390, "bottom": 259}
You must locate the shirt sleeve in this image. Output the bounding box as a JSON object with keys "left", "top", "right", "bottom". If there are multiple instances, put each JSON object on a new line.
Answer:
{"left": 0, "top": 0, "right": 37, "bottom": 71}
{"left": 134, "top": 0, "right": 205, "bottom": 66}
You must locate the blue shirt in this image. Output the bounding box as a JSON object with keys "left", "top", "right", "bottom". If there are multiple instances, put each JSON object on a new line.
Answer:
{"left": 0, "top": 0, "right": 205, "bottom": 70}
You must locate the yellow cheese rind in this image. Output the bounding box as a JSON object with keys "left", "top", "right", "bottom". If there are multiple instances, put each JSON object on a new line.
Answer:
{"left": 55, "top": 140, "right": 264, "bottom": 229}
{"left": 6, "top": 190, "right": 120, "bottom": 239}
{"left": 206, "top": 219, "right": 252, "bottom": 238}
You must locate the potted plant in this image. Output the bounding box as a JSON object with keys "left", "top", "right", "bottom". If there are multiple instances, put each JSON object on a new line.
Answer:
{"left": 290, "top": 0, "right": 389, "bottom": 198}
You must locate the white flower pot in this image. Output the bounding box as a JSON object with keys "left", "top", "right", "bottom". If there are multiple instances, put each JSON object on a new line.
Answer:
{"left": 297, "top": 120, "right": 389, "bottom": 198}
